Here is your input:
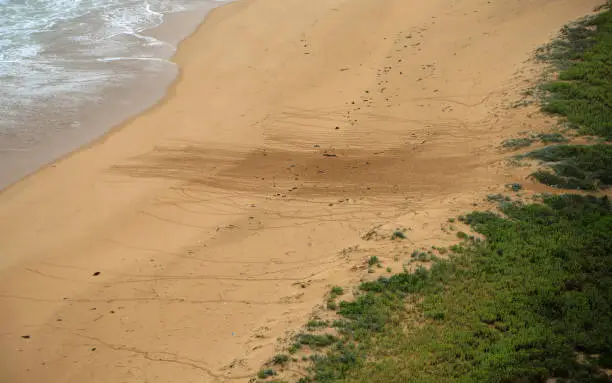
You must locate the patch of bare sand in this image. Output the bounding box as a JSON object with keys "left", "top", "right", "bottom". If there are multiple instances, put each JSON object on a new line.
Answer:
{"left": 0, "top": 0, "right": 601, "bottom": 382}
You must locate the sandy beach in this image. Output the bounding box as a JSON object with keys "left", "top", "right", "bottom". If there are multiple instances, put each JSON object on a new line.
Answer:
{"left": 0, "top": 0, "right": 600, "bottom": 382}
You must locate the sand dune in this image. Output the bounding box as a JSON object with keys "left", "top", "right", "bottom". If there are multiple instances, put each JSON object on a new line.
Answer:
{"left": 0, "top": 0, "right": 599, "bottom": 381}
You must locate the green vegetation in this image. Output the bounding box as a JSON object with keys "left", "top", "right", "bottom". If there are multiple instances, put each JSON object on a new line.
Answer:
{"left": 487, "top": 194, "right": 510, "bottom": 204}
{"left": 501, "top": 134, "right": 568, "bottom": 150}
{"left": 531, "top": 170, "right": 595, "bottom": 190}
{"left": 367, "top": 256, "right": 380, "bottom": 267}
{"left": 326, "top": 286, "right": 346, "bottom": 311}
{"left": 410, "top": 250, "right": 433, "bottom": 262}
{"left": 537, "top": 132, "right": 568, "bottom": 143}
{"left": 456, "top": 231, "right": 468, "bottom": 239}
{"left": 330, "top": 286, "right": 345, "bottom": 297}
{"left": 526, "top": 144, "right": 612, "bottom": 189}
{"left": 502, "top": 137, "right": 533, "bottom": 149}
{"left": 297, "top": 195, "right": 612, "bottom": 382}
{"left": 306, "top": 320, "right": 329, "bottom": 330}
{"left": 391, "top": 230, "right": 407, "bottom": 240}
{"left": 288, "top": 334, "right": 338, "bottom": 356}
{"left": 536, "top": 2, "right": 612, "bottom": 138}
{"left": 326, "top": 299, "right": 337, "bottom": 311}
{"left": 272, "top": 354, "right": 289, "bottom": 365}
{"left": 526, "top": 2, "right": 612, "bottom": 190}
{"left": 296, "top": 333, "right": 337, "bottom": 348}
{"left": 257, "top": 368, "right": 276, "bottom": 379}
{"left": 506, "top": 183, "right": 523, "bottom": 192}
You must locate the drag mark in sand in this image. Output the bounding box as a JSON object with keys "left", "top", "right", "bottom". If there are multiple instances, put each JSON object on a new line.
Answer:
{"left": 66, "top": 331, "right": 252, "bottom": 380}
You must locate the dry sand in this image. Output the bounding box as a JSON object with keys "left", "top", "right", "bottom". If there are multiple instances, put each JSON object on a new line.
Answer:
{"left": 0, "top": 0, "right": 601, "bottom": 382}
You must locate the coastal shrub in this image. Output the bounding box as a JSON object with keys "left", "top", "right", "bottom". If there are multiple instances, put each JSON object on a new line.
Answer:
{"left": 272, "top": 354, "right": 289, "bottom": 365}
{"left": 257, "top": 368, "right": 276, "bottom": 378}
{"left": 501, "top": 137, "right": 533, "bottom": 149}
{"left": 526, "top": 144, "right": 612, "bottom": 189}
{"left": 367, "top": 256, "right": 380, "bottom": 267}
{"left": 330, "top": 286, "right": 344, "bottom": 297}
{"left": 297, "top": 333, "right": 337, "bottom": 348}
{"left": 306, "top": 320, "right": 329, "bottom": 330}
{"left": 537, "top": 132, "right": 568, "bottom": 143}
{"left": 326, "top": 299, "right": 337, "bottom": 311}
{"left": 536, "top": 2, "right": 612, "bottom": 138}
{"left": 390, "top": 230, "right": 406, "bottom": 240}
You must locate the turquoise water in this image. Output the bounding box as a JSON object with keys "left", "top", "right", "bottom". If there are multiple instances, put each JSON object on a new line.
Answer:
{"left": 0, "top": 0, "right": 225, "bottom": 187}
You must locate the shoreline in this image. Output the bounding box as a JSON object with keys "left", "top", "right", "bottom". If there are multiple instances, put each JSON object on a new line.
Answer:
{"left": 0, "top": 0, "right": 227, "bottom": 192}
{"left": 0, "top": 0, "right": 600, "bottom": 381}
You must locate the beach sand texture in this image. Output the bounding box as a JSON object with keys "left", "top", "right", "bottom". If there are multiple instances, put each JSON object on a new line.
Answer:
{"left": 0, "top": 0, "right": 600, "bottom": 381}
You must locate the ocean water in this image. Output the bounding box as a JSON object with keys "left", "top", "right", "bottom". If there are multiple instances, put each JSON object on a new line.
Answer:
{"left": 0, "top": 0, "right": 226, "bottom": 188}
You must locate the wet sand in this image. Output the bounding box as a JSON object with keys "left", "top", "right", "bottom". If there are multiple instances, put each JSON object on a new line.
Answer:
{"left": 0, "top": 2, "right": 220, "bottom": 190}
{"left": 0, "top": 0, "right": 599, "bottom": 382}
